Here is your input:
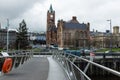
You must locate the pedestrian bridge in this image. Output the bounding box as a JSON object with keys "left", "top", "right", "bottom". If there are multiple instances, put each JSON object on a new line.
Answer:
{"left": 0, "top": 50, "right": 120, "bottom": 80}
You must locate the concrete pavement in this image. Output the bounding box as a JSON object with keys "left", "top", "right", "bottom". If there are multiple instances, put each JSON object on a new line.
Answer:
{"left": 0, "top": 57, "right": 49, "bottom": 80}
{"left": 0, "top": 56, "right": 68, "bottom": 80}
{"left": 47, "top": 57, "right": 68, "bottom": 80}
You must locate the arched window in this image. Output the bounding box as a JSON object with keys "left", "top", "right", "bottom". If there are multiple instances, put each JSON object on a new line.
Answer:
{"left": 80, "top": 31, "right": 83, "bottom": 38}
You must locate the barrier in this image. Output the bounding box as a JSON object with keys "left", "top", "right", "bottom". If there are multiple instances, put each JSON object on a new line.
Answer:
{"left": 0, "top": 50, "right": 33, "bottom": 75}
{"left": 52, "top": 50, "right": 120, "bottom": 80}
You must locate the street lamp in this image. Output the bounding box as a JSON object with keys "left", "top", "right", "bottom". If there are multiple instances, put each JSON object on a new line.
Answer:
{"left": 107, "top": 19, "right": 112, "bottom": 52}
{"left": 7, "top": 19, "right": 9, "bottom": 53}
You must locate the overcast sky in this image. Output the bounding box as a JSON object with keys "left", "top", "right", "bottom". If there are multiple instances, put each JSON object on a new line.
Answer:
{"left": 0, "top": 0, "right": 120, "bottom": 32}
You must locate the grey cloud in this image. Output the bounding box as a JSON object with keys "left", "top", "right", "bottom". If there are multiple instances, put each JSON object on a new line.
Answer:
{"left": 54, "top": 0, "right": 120, "bottom": 32}
{"left": 1, "top": 0, "right": 120, "bottom": 32}
{"left": 0, "top": 0, "right": 45, "bottom": 19}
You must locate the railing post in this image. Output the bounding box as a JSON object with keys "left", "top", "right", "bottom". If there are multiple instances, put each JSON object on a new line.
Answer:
{"left": 70, "top": 62, "right": 77, "bottom": 80}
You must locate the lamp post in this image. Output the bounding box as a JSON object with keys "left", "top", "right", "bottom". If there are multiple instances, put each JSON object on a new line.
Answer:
{"left": 7, "top": 19, "right": 9, "bottom": 53}
{"left": 107, "top": 19, "right": 112, "bottom": 52}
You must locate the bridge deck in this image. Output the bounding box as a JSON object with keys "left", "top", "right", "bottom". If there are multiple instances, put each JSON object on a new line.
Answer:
{"left": 0, "top": 56, "right": 68, "bottom": 80}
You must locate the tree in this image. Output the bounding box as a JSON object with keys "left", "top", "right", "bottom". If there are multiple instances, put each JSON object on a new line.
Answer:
{"left": 16, "top": 20, "right": 29, "bottom": 49}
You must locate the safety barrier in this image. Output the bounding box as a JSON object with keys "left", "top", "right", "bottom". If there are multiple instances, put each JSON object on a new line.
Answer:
{"left": 0, "top": 50, "right": 33, "bottom": 76}
{"left": 52, "top": 50, "right": 120, "bottom": 80}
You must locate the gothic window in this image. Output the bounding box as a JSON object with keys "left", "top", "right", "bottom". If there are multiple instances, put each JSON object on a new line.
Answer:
{"left": 83, "top": 32, "right": 85, "bottom": 38}
{"left": 80, "top": 31, "right": 83, "bottom": 38}
{"left": 76, "top": 31, "right": 79, "bottom": 38}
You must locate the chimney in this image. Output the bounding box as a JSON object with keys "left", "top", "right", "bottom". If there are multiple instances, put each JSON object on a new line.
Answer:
{"left": 72, "top": 16, "right": 77, "bottom": 20}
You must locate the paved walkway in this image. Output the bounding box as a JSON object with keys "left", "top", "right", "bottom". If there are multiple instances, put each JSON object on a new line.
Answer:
{"left": 47, "top": 57, "right": 68, "bottom": 80}
{"left": 0, "top": 56, "right": 68, "bottom": 80}
{"left": 0, "top": 57, "right": 49, "bottom": 80}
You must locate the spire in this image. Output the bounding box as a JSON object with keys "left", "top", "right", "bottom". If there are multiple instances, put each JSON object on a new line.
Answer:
{"left": 49, "top": 4, "right": 53, "bottom": 13}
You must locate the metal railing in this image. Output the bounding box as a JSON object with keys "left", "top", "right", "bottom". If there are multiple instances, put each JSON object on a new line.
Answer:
{"left": 52, "top": 50, "right": 120, "bottom": 80}
{"left": 0, "top": 50, "right": 33, "bottom": 76}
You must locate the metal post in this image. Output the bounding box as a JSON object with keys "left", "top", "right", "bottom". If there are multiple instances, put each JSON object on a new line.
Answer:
{"left": 107, "top": 19, "right": 112, "bottom": 53}
{"left": 7, "top": 19, "right": 9, "bottom": 53}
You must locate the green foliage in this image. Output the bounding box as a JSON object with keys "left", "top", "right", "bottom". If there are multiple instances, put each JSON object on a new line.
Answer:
{"left": 96, "top": 48, "right": 109, "bottom": 52}
{"left": 112, "top": 48, "right": 120, "bottom": 52}
{"left": 16, "top": 20, "right": 29, "bottom": 50}
{"left": 96, "top": 48, "right": 120, "bottom": 52}
{"left": 32, "top": 48, "right": 41, "bottom": 52}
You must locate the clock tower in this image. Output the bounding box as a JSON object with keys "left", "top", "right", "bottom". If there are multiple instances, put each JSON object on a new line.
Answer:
{"left": 46, "top": 4, "right": 57, "bottom": 47}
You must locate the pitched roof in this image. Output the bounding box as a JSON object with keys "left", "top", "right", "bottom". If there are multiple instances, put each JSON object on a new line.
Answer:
{"left": 63, "top": 16, "right": 88, "bottom": 30}
{"left": 64, "top": 22, "right": 87, "bottom": 30}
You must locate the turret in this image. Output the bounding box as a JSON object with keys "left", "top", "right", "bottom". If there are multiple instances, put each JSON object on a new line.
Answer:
{"left": 113, "top": 26, "right": 119, "bottom": 34}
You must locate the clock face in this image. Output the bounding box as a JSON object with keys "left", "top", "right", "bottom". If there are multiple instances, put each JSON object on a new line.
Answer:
{"left": 50, "top": 15, "right": 53, "bottom": 18}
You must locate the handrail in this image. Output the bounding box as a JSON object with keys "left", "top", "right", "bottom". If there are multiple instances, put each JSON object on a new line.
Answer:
{"left": 52, "top": 50, "right": 91, "bottom": 80}
{"left": 0, "top": 55, "right": 31, "bottom": 58}
{"left": 52, "top": 50, "right": 120, "bottom": 80}
{"left": 0, "top": 50, "right": 33, "bottom": 76}
{"left": 67, "top": 53, "right": 120, "bottom": 77}
{"left": 67, "top": 58, "right": 91, "bottom": 80}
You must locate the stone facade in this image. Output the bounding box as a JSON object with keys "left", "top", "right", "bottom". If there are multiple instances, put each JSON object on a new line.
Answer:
{"left": 57, "top": 16, "right": 90, "bottom": 48}
{"left": 112, "top": 26, "right": 120, "bottom": 48}
{"left": 46, "top": 5, "right": 57, "bottom": 47}
{"left": 90, "top": 31, "right": 107, "bottom": 48}
{"left": 0, "top": 29, "right": 16, "bottom": 49}
{"left": 46, "top": 5, "right": 90, "bottom": 48}
{"left": 90, "top": 26, "right": 120, "bottom": 48}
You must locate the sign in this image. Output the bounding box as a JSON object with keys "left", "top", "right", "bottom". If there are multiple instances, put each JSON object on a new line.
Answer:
{"left": 1, "top": 52, "right": 9, "bottom": 57}
{"left": 90, "top": 52, "right": 95, "bottom": 56}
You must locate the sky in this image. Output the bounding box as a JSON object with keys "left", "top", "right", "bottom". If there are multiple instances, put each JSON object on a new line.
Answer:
{"left": 0, "top": 0, "right": 120, "bottom": 32}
